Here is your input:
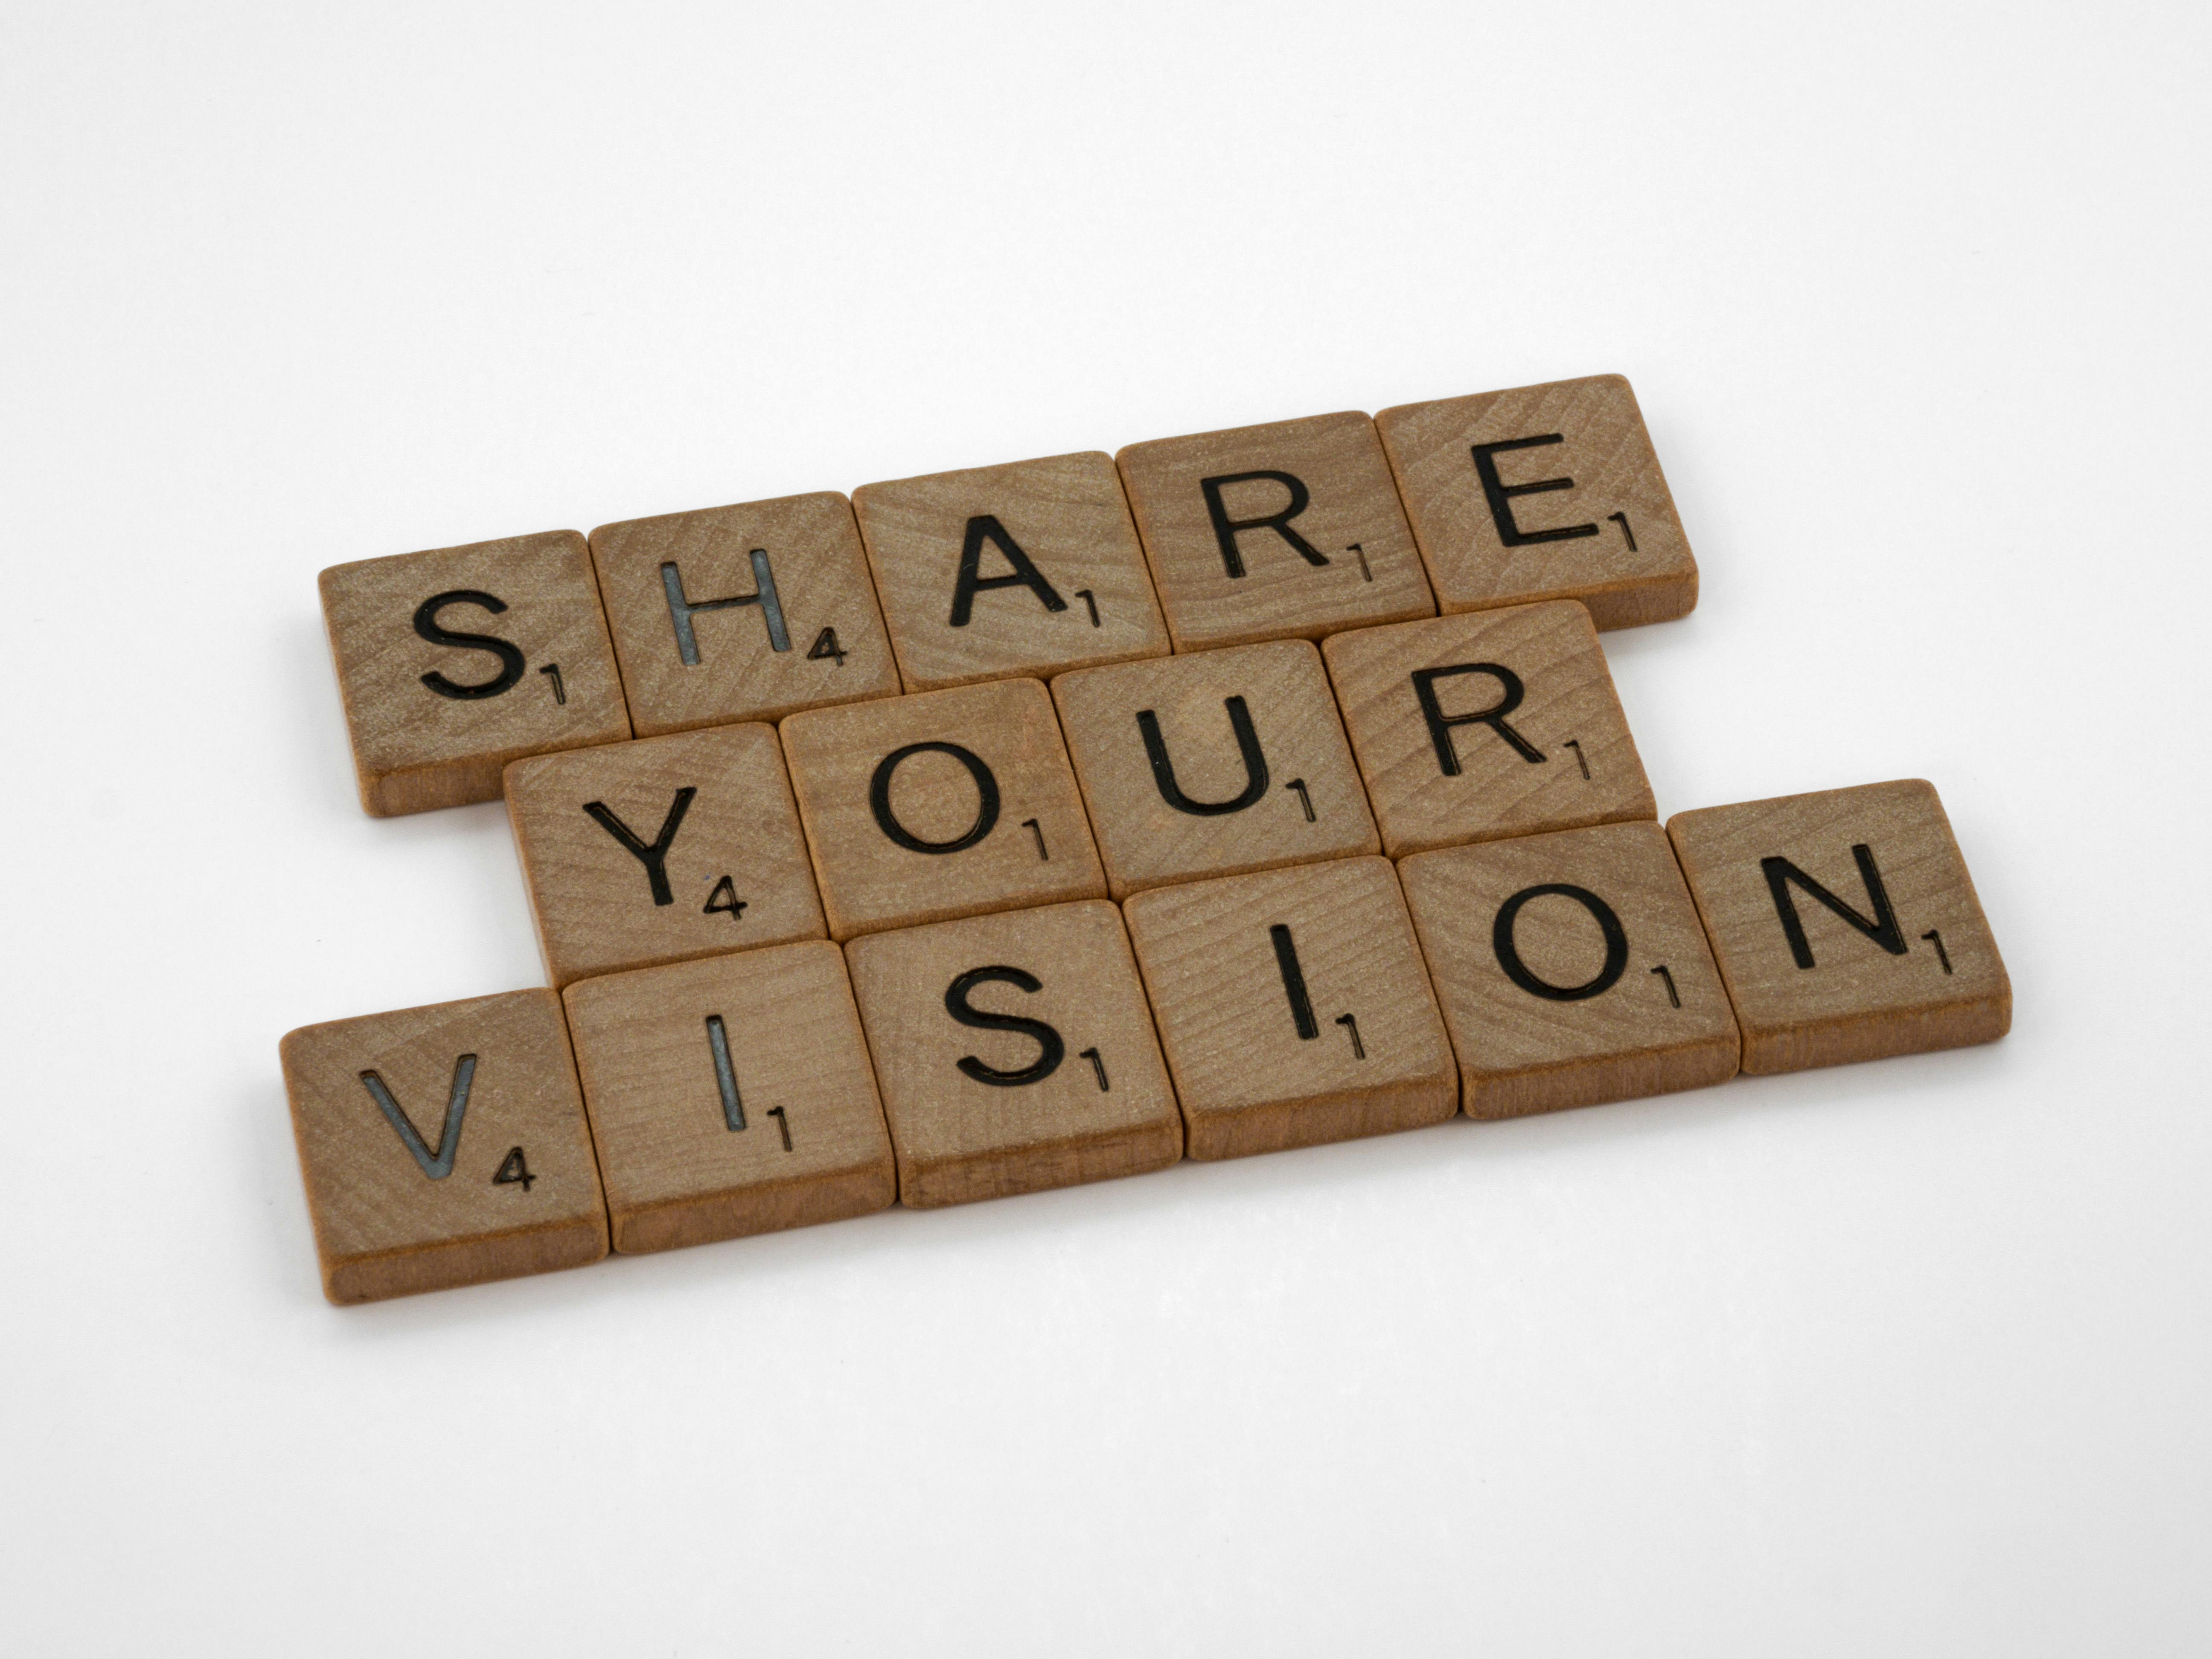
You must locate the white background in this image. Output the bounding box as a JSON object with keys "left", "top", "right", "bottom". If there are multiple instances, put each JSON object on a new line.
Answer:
{"left": 3, "top": 3, "right": 2206, "bottom": 1653}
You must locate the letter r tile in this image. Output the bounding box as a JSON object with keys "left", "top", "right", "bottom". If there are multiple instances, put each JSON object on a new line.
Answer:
{"left": 319, "top": 531, "right": 632, "bottom": 816}
{"left": 780, "top": 678, "right": 1105, "bottom": 940}
{"left": 589, "top": 492, "right": 901, "bottom": 738}
{"left": 844, "top": 901, "right": 1182, "bottom": 1208}
{"left": 504, "top": 722, "right": 826, "bottom": 988}
{"left": 1667, "top": 779, "right": 2011, "bottom": 1074}
{"left": 279, "top": 990, "right": 609, "bottom": 1303}
{"left": 852, "top": 451, "right": 1170, "bottom": 691}
{"left": 1375, "top": 375, "right": 1698, "bottom": 630}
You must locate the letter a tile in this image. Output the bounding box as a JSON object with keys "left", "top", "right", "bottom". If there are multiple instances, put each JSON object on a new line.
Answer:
{"left": 852, "top": 451, "right": 1170, "bottom": 691}
{"left": 1323, "top": 601, "right": 1655, "bottom": 857}
{"left": 1053, "top": 638, "right": 1378, "bottom": 899}
{"left": 504, "top": 722, "right": 826, "bottom": 987}
{"left": 1400, "top": 822, "right": 1740, "bottom": 1120}
{"left": 845, "top": 901, "right": 1182, "bottom": 1208}
{"left": 1667, "top": 779, "right": 2011, "bottom": 1074}
{"left": 563, "top": 942, "right": 895, "bottom": 1253}
{"left": 780, "top": 678, "right": 1105, "bottom": 940}
{"left": 1123, "top": 858, "right": 1458, "bottom": 1159}
{"left": 1115, "top": 410, "right": 1435, "bottom": 651}
{"left": 589, "top": 492, "right": 900, "bottom": 738}
{"left": 319, "top": 530, "right": 631, "bottom": 816}
{"left": 279, "top": 990, "right": 609, "bottom": 1303}
{"left": 1375, "top": 375, "right": 1698, "bottom": 630}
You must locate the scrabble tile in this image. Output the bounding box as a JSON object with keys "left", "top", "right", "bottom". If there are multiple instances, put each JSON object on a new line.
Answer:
{"left": 1122, "top": 858, "right": 1457, "bottom": 1160}
{"left": 504, "top": 722, "right": 826, "bottom": 987}
{"left": 1399, "top": 822, "right": 1740, "bottom": 1120}
{"left": 563, "top": 941, "right": 896, "bottom": 1253}
{"left": 1374, "top": 375, "right": 1698, "bottom": 630}
{"left": 780, "top": 678, "right": 1106, "bottom": 940}
{"left": 319, "top": 530, "right": 631, "bottom": 816}
{"left": 1115, "top": 410, "right": 1436, "bottom": 651}
{"left": 844, "top": 900, "right": 1182, "bottom": 1208}
{"left": 1322, "top": 600, "right": 1655, "bottom": 858}
{"left": 1667, "top": 779, "right": 2010, "bottom": 1074}
{"left": 588, "top": 492, "right": 901, "bottom": 738}
{"left": 1052, "top": 638, "right": 1380, "bottom": 899}
{"left": 279, "top": 989, "right": 608, "bottom": 1303}
{"left": 852, "top": 451, "right": 1170, "bottom": 691}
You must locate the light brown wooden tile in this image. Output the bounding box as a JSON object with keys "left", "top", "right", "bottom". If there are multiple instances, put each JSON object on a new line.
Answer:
{"left": 589, "top": 492, "right": 901, "bottom": 738}
{"left": 781, "top": 677, "right": 1105, "bottom": 940}
{"left": 279, "top": 989, "right": 608, "bottom": 1303}
{"left": 504, "top": 722, "right": 825, "bottom": 988}
{"left": 1052, "top": 638, "right": 1378, "bottom": 899}
{"left": 852, "top": 451, "right": 1170, "bottom": 691}
{"left": 563, "top": 941, "right": 895, "bottom": 1253}
{"left": 319, "top": 531, "right": 631, "bottom": 816}
{"left": 1322, "top": 601, "right": 1655, "bottom": 858}
{"left": 1122, "top": 858, "right": 1456, "bottom": 1160}
{"left": 1667, "top": 779, "right": 2010, "bottom": 1075}
{"left": 1375, "top": 375, "right": 1698, "bottom": 630}
{"left": 1115, "top": 410, "right": 1436, "bottom": 651}
{"left": 844, "top": 900, "right": 1181, "bottom": 1208}
{"left": 1399, "top": 822, "right": 1739, "bottom": 1120}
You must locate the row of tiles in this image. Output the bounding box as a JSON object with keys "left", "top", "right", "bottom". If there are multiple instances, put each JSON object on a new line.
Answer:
{"left": 282, "top": 780, "right": 2011, "bottom": 1304}
{"left": 321, "top": 375, "right": 1699, "bottom": 815}
{"left": 507, "top": 599, "right": 1651, "bottom": 986}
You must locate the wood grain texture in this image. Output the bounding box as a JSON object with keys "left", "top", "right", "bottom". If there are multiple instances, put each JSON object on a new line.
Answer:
{"left": 852, "top": 451, "right": 1170, "bottom": 691}
{"left": 1322, "top": 600, "right": 1655, "bottom": 857}
{"left": 1399, "top": 821, "right": 1739, "bottom": 1120}
{"left": 1052, "top": 638, "right": 1378, "bottom": 899}
{"left": 1122, "top": 858, "right": 1457, "bottom": 1160}
{"left": 504, "top": 722, "right": 826, "bottom": 987}
{"left": 780, "top": 677, "right": 1106, "bottom": 940}
{"left": 844, "top": 900, "right": 1181, "bottom": 1208}
{"left": 589, "top": 492, "right": 900, "bottom": 738}
{"left": 278, "top": 990, "right": 608, "bottom": 1303}
{"left": 563, "top": 941, "right": 895, "bottom": 1253}
{"left": 318, "top": 530, "right": 631, "bottom": 815}
{"left": 1374, "top": 375, "right": 1697, "bottom": 630}
{"left": 1115, "top": 410, "right": 1435, "bottom": 650}
{"left": 1667, "top": 779, "right": 2010, "bottom": 1074}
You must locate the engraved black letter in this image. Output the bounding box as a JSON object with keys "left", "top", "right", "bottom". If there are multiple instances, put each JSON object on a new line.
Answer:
{"left": 661, "top": 550, "right": 791, "bottom": 663}
{"left": 583, "top": 787, "right": 698, "bottom": 905}
{"left": 1470, "top": 435, "right": 1599, "bottom": 547}
{"left": 1136, "top": 696, "right": 1271, "bottom": 815}
{"left": 1199, "top": 471, "right": 1329, "bottom": 578}
{"left": 1761, "top": 844, "right": 1906, "bottom": 969}
{"left": 870, "top": 742, "right": 1001, "bottom": 853}
{"left": 1492, "top": 884, "right": 1629, "bottom": 1001}
{"left": 949, "top": 515, "right": 1068, "bottom": 626}
{"left": 358, "top": 1054, "right": 476, "bottom": 1179}
{"left": 1411, "top": 663, "right": 1546, "bottom": 772}
{"left": 944, "top": 966, "right": 1066, "bottom": 1086}
{"left": 1269, "top": 923, "right": 1320, "bottom": 1039}
{"left": 414, "top": 591, "right": 526, "bottom": 700}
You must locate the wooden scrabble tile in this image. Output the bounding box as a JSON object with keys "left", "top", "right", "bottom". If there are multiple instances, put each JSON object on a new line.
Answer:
{"left": 563, "top": 941, "right": 896, "bottom": 1253}
{"left": 1051, "top": 638, "right": 1379, "bottom": 899}
{"left": 845, "top": 900, "right": 1181, "bottom": 1207}
{"left": 504, "top": 722, "right": 826, "bottom": 987}
{"left": 852, "top": 451, "right": 1170, "bottom": 691}
{"left": 1399, "top": 821, "right": 1740, "bottom": 1120}
{"left": 279, "top": 989, "right": 608, "bottom": 1303}
{"left": 1121, "top": 858, "right": 1457, "bottom": 1160}
{"left": 319, "top": 530, "right": 631, "bottom": 815}
{"left": 1322, "top": 600, "right": 1655, "bottom": 858}
{"left": 588, "top": 492, "right": 901, "bottom": 738}
{"left": 1115, "top": 410, "right": 1436, "bottom": 651}
{"left": 1667, "top": 779, "right": 2011, "bottom": 1074}
{"left": 780, "top": 677, "right": 1106, "bottom": 940}
{"left": 1374, "top": 375, "right": 1698, "bottom": 630}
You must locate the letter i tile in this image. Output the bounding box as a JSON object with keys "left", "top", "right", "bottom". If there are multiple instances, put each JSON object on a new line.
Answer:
{"left": 279, "top": 990, "right": 608, "bottom": 1303}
